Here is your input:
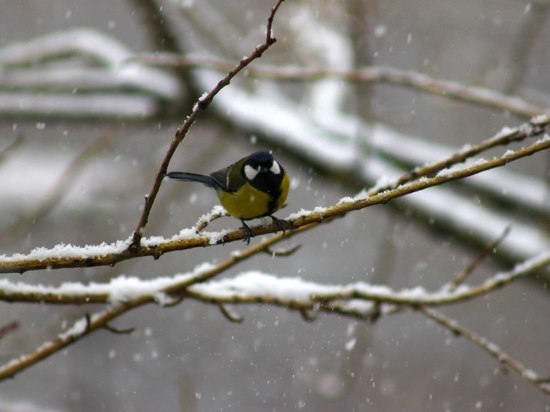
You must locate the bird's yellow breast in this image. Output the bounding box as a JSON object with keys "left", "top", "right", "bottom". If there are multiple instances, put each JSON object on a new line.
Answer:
{"left": 217, "top": 172, "right": 289, "bottom": 220}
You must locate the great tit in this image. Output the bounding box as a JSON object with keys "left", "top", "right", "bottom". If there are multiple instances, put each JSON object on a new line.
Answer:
{"left": 167, "top": 151, "right": 290, "bottom": 242}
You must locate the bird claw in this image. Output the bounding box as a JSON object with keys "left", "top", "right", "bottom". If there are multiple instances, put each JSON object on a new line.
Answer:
{"left": 240, "top": 216, "right": 292, "bottom": 244}
{"left": 270, "top": 215, "right": 292, "bottom": 235}
{"left": 240, "top": 220, "right": 254, "bottom": 244}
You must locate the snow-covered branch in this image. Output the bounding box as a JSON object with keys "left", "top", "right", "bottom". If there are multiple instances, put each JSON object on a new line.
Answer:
{"left": 1, "top": 248, "right": 548, "bottom": 390}
{"left": 133, "top": 53, "right": 549, "bottom": 118}
{"left": 0, "top": 30, "right": 183, "bottom": 118}
{"left": 128, "top": 0, "right": 286, "bottom": 249}
{"left": 2, "top": 250, "right": 548, "bottom": 307}
{"left": 1, "top": 125, "right": 548, "bottom": 274}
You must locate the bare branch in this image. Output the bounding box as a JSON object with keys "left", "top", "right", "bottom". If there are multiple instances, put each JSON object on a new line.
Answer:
{"left": 263, "top": 244, "right": 302, "bottom": 257}
{"left": 309, "top": 251, "right": 549, "bottom": 306}
{"left": 0, "top": 301, "right": 144, "bottom": 381}
{"left": 448, "top": 225, "right": 511, "bottom": 290}
{"left": 102, "top": 323, "right": 135, "bottom": 335}
{"left": 0, "top": 321, "right": 18, "bottom": 340}
{"left": 419, "top": 307, "right": 550, "bottom": 395}
{"left": 368, "top": 115, "right": 549, "bottom": 196}
{"left": 217, "top": 303, "right": 244, "bottom": 323}
{"left": 299, "top": 307, "right": 318, "bottom": 322}
{"left": 1, "top": 248, "right": 547, "bottom": 382}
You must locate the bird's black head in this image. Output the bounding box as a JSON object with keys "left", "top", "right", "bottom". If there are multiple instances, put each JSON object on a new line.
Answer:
{"left": 246, "top": 151, "right": 274, "bottom": 169}
{"left": 242, "top": 151, "right": 284, "bottom": 196}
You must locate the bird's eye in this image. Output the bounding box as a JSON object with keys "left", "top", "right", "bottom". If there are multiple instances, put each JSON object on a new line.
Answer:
{"left": 244, "top": 164, "right": 259, "bottom": 180}
{"left": 270, "top": 160, "right": 281, "bottom": 175}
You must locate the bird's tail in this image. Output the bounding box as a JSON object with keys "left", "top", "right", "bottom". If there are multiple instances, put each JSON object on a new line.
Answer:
{"left": 166, "top": 171, "right": 219, "bottom": 189}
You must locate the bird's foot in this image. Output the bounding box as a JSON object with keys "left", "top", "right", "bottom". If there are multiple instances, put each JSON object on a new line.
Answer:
{"left": 240, "top": 219, "right": 254, "bottom": 244}
{"left": 269, "top": 215, "right": 293, "bottom": 235}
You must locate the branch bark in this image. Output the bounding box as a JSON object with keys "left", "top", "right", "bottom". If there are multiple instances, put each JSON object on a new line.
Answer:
{"left": 1, "top": 125, "right": 547, "bottom": 274}
{"left": 128, "top": 0, "right": 286, "bottom": 248}
{"left": 131, "top": 54, "right": 550, "bottom": 118}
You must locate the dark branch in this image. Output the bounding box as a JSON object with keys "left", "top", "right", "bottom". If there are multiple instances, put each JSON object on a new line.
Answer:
{"left": 218, "top": 303, "right": 244, "bottom": 323}
{"left": 448, "top": 225, "right": 511, "bottom": 289}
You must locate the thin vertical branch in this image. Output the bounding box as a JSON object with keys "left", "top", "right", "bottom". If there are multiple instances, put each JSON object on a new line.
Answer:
{"left": 129, "top": 0, "right": 286, "bottom": 248}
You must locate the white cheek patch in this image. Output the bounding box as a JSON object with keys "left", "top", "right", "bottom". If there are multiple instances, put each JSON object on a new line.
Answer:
{"left": 244, "top": 164, "right": 259, "bottom": 181}
{"left": 270, "top": 160, "right": 281, "bottom": 175}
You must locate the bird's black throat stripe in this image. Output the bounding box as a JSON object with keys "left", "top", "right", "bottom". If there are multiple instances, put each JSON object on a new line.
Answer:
{"left": 249, "top": 172, "right": 283, "bottom": 216}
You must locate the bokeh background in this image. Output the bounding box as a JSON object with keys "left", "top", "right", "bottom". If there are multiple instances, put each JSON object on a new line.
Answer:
{"left": 0, "top": 0, "right": 549, "bottom": 411}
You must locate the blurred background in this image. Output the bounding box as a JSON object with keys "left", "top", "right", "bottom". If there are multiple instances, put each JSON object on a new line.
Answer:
{"left": 0, "top": 0, "right": 549, "bottom": 411}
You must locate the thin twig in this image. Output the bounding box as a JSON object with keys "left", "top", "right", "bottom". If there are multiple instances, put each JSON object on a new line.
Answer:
{"left": 129, "top": 0, "right": 286, "bottom": 249}
{"left": 264, "top": 244, "right": 302, "bottom": 257}
{"left": 419, "top": 307, "right": 550, "bottom": 395}
{"left": 0, "top": 321, "right": 18, "bottom": 340}
{"left": 194, "top": 205, "right": 228, "bottom": 233}
{"left": 310, "top": 251, "right": 549, "bottom": 306}
{"left": 368, "top": 115, "right": 549, "bottom": 197}
{"left": 448, "top": 225, "right": 511, "bottom": 290}
{"left": 217, "top": 303, "right": 244, "bottom": 323}
{"left": 102, "top": 323, "right": 135, "bottom": 335}
{"left": 0, "top": 134, "right": 23, "bottom": 165}
{"left": 299, "top": 308, "right": 318, "bottom": 322}
{"left": 1, "top": 248, "right": 547, "bottom": 381}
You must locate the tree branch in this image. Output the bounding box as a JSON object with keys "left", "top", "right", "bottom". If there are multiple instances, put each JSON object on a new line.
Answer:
{"left": 447, "top": 225, "right": 511, "bottom": 290}
{"left": 0, "top": 321, "right": 18, "bottom": 341}
{"left": 130, "top": 54, "right": 550, "bottom": 118}
{"left": 1, "top": 250, "right": 547, "bottom": 308}
{"left": 419, "top": 307, "right": 550, "bottom": 395}
{"left": 2, "top": 250, "right": 547, "bottom": 385}
{"left": 128, "top": 0, "right": 286, "bottom": 248}
{"left": 0, "top": 226, "right": 300, "bottom": 381}
{"left": 1, "top": 124, "right": 547, "bottom": 274}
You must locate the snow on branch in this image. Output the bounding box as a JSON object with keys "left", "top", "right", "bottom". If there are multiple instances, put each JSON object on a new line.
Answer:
{"left": 132, "top": 53, "right": 549, "bottom": 118}
{"left": 0, "top": 120, "right": 548, "bottom": 274}
{"left": 198, "top": 62, "right": 550, "bottom": 263}
{"left": 128, "top": 0, "right": 286, "bottom": 250}
{"left": 2, "top": 250, "right": 548, "bottom": 307}
{"left": 0, "top": 29, "right": 183, "bottom": 118}
{"left": 1, "top": 246, "right": 548, "bottom": 390}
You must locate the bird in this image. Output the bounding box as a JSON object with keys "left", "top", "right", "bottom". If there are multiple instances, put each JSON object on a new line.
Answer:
{"left": 167, "top": 151, "right": 290, "bottom": 243}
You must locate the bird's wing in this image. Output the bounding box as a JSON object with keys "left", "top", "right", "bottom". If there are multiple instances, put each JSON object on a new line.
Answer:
{"left": 210, "top": 157, "right": 247, "bottom": 193}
